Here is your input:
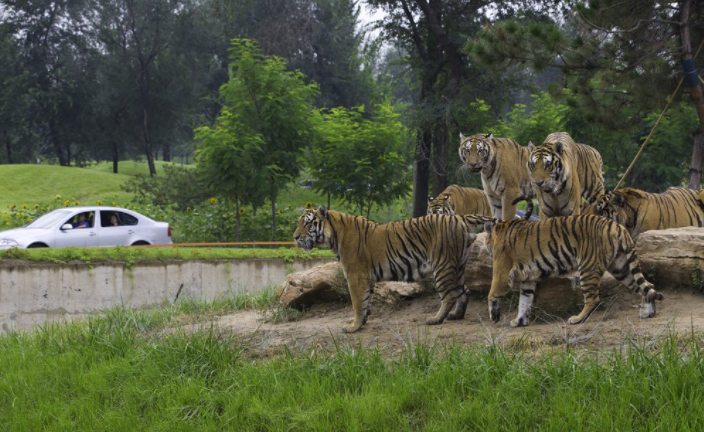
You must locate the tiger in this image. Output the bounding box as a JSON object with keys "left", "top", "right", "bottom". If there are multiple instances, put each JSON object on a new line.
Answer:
{"left": 427, "top": 184, "right": 492, "bottom": 216}
{"left": 584, "top": 187, "right": 704, "bottom": 239}
{"left": 458, "top": 133, "right": 534, "bottom": 220}
{"left": 482, "top": 214, "right": 664, "bottom": 327}
{"left": 293, "top": 207, "right": 487, "bottom": 333}
{"left": 527, "top": 132, "right": 604, "bottom": 217}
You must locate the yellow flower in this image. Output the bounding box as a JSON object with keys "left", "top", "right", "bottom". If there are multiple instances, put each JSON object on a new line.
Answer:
{"left": 112, "top": 202, "right": 116, "bottom": 207}
{"left": 305, "top": 202, "right": 313, "bottom": 209}
{"left": 239, "top": 208, "right": 246, "bottom": 215}
{"left": 55, "top": 194, "right": 62, "bottom": 200}
{"left": 209, "top": 197, "right": 218, "bottom": 205}
{"left": 2, "top": 210, "right": 7, "bottom": 215}
{"left": 186, "top": 207, "right": 191, "bottom": 213}
{"left": 5, "top": 222, "right": 8, "bottom": 226}
{"left": 22, "top": 204, "right": 27, "bottom": 209}
{"left": 95, "top": 200, "right": 102, "bottom": 205}
{"left": 277, "top": 209, "right": 283, "bottom": 215}
{"left": 63, "top": 200, "right": 70, "bottom": 207}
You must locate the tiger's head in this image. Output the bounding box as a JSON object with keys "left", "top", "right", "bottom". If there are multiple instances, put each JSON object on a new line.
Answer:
{"left": 293, "top": 206, "right": 330, "bottom": 251}
{"left": 585, "top": 191, "right": 630, "bottom": 227}
{"left": 458, "top": 133, "right": 494, "bottom": 173}
{"left": 427, "top": 194, "right": 455, "bottom": 215}
{"left": 527, "top": 141, "right": 567, "bottom": 195}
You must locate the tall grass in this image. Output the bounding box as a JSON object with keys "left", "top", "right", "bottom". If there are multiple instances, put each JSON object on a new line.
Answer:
{"left": 0, "top": 294, "right": 702, "bottom": 431}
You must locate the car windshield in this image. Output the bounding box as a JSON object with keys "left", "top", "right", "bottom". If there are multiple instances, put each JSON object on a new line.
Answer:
{"left": 25, "top": 209, "right": 74, "bottom": 229}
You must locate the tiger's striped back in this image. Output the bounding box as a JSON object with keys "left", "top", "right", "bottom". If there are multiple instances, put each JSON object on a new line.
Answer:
{"left": 427, "top": 184, "right": 492, "bottom": 216}
{"left": 586, "top": 187, "right": 704, "bottom": 239}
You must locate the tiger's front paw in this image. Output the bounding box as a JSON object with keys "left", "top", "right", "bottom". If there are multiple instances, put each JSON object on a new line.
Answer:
{"left": 446, "top": 311, "right": 464, "bottom": 321}
{"left": 342, "top": 322, "right": 362, "bottom": 333}
{"left": 567, "top": 315, "right": 584, "bottom": 325}
{"left": 639, "top": 302, "right": 656, "bottom": 319}
{"left": 510, "top": 316, "right": 529, "bottom": 327}
{"left": 426, "top": 317, "right": 443, "bottom": 325}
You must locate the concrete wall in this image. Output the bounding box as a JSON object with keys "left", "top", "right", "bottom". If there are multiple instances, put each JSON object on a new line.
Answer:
{"left": 0, "top": 258, "right": 332, "bottom": 332}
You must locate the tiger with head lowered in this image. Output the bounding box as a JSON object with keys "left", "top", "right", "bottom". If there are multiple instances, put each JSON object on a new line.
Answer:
{"left": 458, "top": 133, "right": 534, "bottom": 220}
{"left": 294, "top": 207, "right": 488, "bottom": 333}
{"left": 527, "top": 132, "right": 604, "bottom": 217}
{"left": 427, "top": 184, "right": 492, "bottom": 216}
{"left": 482, "top": 214, "right": 664, "bottom": 327}
{"left": 584, "top": 187, "right": 704, "bottom": 239}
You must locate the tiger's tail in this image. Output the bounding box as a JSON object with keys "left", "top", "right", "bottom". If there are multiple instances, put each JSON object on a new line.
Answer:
{"left": 511, "top": 195, "right": 534, "bottom": 220}
{"left": 462, "top": 214, "right": 495, "bottom": 226}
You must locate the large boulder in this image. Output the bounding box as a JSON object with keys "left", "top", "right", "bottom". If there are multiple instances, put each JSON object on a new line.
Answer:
{"left": 279, "top": 262, "right": 429, "bottom": 308}
{"left": 279, "top": 262, "right": 347, "bottom": 308}
{"left": 635, "top": 227, "right": 704, "bottom": 289}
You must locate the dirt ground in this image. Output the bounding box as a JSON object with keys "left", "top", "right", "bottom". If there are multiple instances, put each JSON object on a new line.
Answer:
{"left": 183, "top": 288, "right": 704, "bottom": 358}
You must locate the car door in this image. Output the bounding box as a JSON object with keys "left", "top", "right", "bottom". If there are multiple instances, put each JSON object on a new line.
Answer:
{"left": 97, "top": 211, "right": 138, "bottom": 246}
{"left": 55, "top": 212, "right": 99, "bottom": 247}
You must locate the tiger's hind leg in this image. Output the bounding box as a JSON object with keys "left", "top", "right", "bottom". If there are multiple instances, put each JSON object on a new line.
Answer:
{"left": 510, "top": 282, "right": 536, "bottom": 327}
{"left": 568, "top": 270, "right": 602, "bottom": 325}
{"left": 447, "top": 269, "right": 469, "bottom": 321}
{"left": 608, "top": 251, "right": 664, "bottom": 319}
{"left": 427, "top": 262, "right": 466, "bottom": 325}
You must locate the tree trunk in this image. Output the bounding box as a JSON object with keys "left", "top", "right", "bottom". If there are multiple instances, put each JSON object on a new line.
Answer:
{"left": 271, "top": 199, "right": 277, "bottom": 241}
{"left": 689, "top": 130, "right": 703, "bottom": 189}
{"left": 412, "top": 128, "right": 431, "bottom": 217}
{"left": 431, "top": 123, "right": 449, "bottom": 196}
{"left": 163, "top": 142, "right": 171, "bottom": 162}
{"left": 49, "top": 117, "right": 67, "bottom": 166}
{"left": 4, "top": 132, "right": 12, "bottom": 164}
{"left": 680, "top": 0, "right": 704, "bottom": 190}
{"left": 112, "top": 141, "right": 119, "bottom": 174}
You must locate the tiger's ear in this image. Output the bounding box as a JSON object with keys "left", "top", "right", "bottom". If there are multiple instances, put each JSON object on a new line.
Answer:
{"left": 528, "top": 141, "right": 535, "bottom": 152}
{"left": 459, "top": 132, "right": 466, "bottom": 140}
{"left": 316, "top": 206, "right": 328, "bottom": 219}
{"left": 485, "top": 133, "right": 494, "bottom": 140}
{"left": 553, "top": 142, "right": 564, "bottom": 156}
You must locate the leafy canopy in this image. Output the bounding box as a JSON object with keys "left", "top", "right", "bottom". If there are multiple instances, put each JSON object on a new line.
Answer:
{"left": 310, "top": 104, "right": 411, "bottom": 217}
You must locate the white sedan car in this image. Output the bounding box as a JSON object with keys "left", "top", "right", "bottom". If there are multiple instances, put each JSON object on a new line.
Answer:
{"left": 0, "top": 206, "right": 172, "bottom": 249}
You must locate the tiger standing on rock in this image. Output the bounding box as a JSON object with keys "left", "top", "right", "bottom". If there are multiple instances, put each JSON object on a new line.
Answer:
{"left": 427, "top": 184, "right": 492, "bottom": 216}
{"left": 585, "top": 187, "right": 704, "bottom": 239}
{"left": 293, "top": 207, "right": 487, "bottom": 333}
{"left": 458, "top": 133, "right": 534, "bottom": 220}
{"left": 527, "top": 132, "right": 604, "bottom": 217}
{"left": 482, "top": 214, "right": 664, "bottom": 327}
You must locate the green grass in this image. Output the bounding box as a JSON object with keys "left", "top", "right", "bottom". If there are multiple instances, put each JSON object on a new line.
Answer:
{"left": 0, "top": 161, "right": 190, "bottom": 208}
{"left": 0, "top": 295, "right": 702, "bottom": 431}
{"left": 0, "top": 164, "right": 135, "bottom": 208}
{"left": 0, "top": 246, "right": 335, "bottom": 263}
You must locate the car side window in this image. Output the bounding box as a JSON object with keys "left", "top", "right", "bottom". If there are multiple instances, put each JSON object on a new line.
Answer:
{"left": 120, "top": 212, "right": 138, "bottom": 226}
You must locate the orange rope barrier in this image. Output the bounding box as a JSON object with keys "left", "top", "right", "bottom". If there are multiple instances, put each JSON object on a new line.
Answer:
{"left": 132, "top": 241, "right": 296, "bottom": 248}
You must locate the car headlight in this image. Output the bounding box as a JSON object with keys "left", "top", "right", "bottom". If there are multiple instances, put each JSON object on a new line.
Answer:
{"left": 0, "top": 239, "right": 19, "bottom": 248}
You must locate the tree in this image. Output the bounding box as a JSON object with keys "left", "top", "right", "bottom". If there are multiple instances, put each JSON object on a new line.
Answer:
{"left": 469, "top": 0, "right": 704, "bottom": 189}
{"left": 366, "top": 0, "right": 540, "bottom": 216}
{"left": 199, "top": 39, "right": 319, "bottom": 240}
{"left": 310, "top": 103, "right": 412, "bottom": 217}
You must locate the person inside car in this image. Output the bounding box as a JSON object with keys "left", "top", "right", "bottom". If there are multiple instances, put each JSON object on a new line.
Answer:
{"left": 109, "top": 214, "right": 120, "bottom": 227}
{"left": 73, "top": 213, "right": 90, "bottom": 229}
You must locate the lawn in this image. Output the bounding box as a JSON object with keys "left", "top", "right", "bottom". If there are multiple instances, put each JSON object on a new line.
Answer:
{"left": 0, "top": 294, "right": 702, "bottom": 431}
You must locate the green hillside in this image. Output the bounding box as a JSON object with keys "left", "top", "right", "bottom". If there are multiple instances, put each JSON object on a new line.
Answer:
{"left": 0, "top": 165, "right": 134, "bottom": 208}
{"left": 85, "top": 160, "right": 190, "bottom": 177}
